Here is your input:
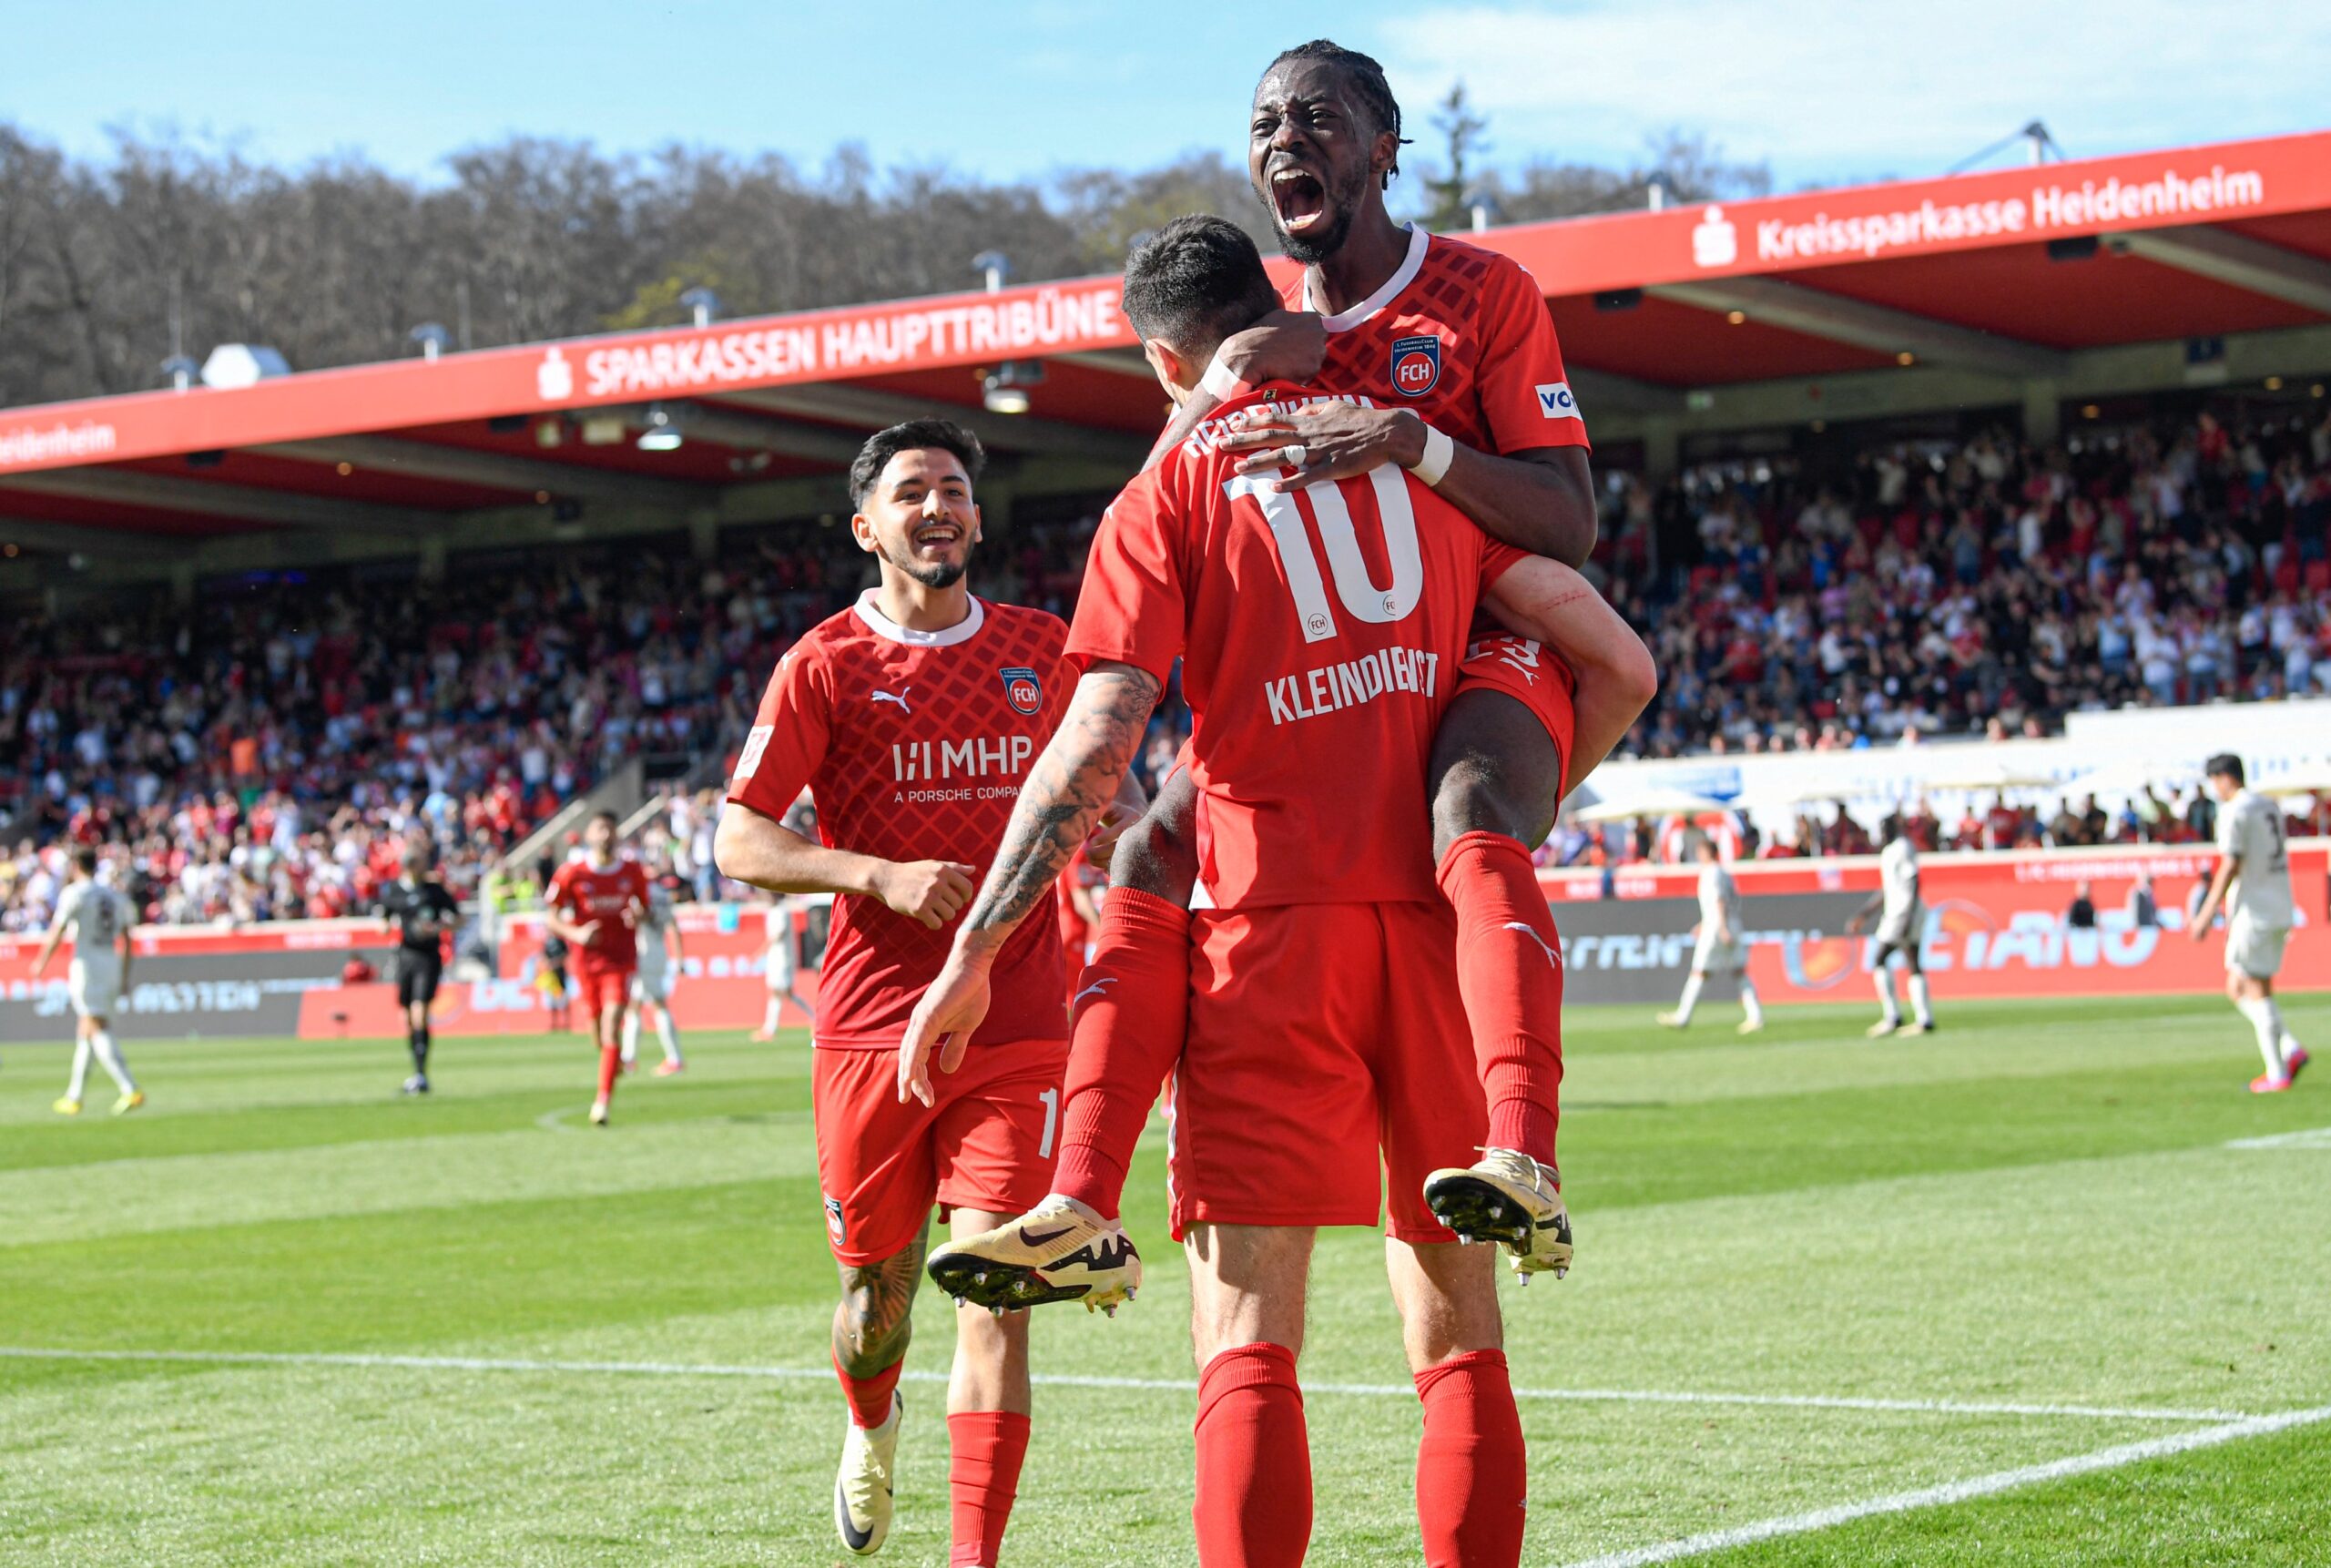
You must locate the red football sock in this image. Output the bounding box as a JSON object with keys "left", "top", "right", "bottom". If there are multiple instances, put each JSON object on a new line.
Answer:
{"left": 1436, "top": 831, "right": 1564, "bottom": 1166}
{"left": 948, "top": 1410, "right": 1031, "bottom": 1566}
{"left": 1414, "top": 1349, "right": 1527, "bottom": 1568}
{"left": 1052, "top": 887, "right": 1190, "bottom": 1220}
{"left": 595, "top": 1041, "right": 620, "bottom": 1100}
{"left": 1193, "top": 1342, "right": 1310, "bottom": 1568}
{"left": 833, "top": 1351, "right": 901, "bottom": 1431}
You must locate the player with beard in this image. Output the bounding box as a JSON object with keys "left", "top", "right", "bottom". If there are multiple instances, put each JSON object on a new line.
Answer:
{"left": 716, "top": 421, "right": 1134, "bottom": 1563}
{"left": 937, "top": 38, "right": 1640, "bottom": 1311}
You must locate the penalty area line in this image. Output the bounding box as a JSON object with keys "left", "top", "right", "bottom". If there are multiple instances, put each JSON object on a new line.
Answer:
{"left": 0, "top": 1347, "right": 2245, "bottom": 1423}
{"left": 1558, "top": 1401, "right": 2331, "bottom": 1568}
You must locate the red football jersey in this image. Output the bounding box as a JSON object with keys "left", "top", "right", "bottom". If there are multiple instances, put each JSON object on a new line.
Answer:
{"left": 728, "top": 589, "right": 1071, "bottom": 1051}
{"left": 1069, "top": 383, "right": 1526, "bottom": 909}
{"left": 1292, "top": 225, "right": 1591, "bottom": 458}
{"left": 546, "top": 857, "right": 649, "bottom": 969}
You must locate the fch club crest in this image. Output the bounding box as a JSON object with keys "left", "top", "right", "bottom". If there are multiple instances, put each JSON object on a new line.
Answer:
{"left": 1389, "top": 334, "right": 1442, "bottom": 397}
{"left": 1000, "top": 666, "right": 1043, "bottom": 716}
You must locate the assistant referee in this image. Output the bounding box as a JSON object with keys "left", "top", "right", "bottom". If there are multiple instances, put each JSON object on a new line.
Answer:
{"left": 377, "top": 841, "right": 460, "bottom": 1095}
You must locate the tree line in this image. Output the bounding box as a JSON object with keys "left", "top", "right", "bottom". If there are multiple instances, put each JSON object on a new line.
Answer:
{"left": 0, "top": 110, "right": 1768, "bottom": 408}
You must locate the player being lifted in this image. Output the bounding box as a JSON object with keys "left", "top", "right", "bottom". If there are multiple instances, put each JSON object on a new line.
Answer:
{"left": 903, "top": 216, "right": 1653, "bottom": 1568}
{"left": 1658, "top": 836, "right": 1764, "bottom": 1033}
{"left": 377, "top": 840, "right": 460, "bottom": 1094}
{"left": 2191, "top": 754, "right": 2307, "bottom": 1092}
{"left": 1848, "top": 819, "right": 1935, "bottom": 1037}
{"left": 931, "top": 38, "right": 1654, "bottom": 1299}
{"left": 544, "top": 811, "right": 648, "bottom": 1125}
{"left": 32, "top": 847, "right": 144, "bottom": 1116}
{"left": 621, "top": 879, "right": 687, "bottom": 1076}
{"left": 716, "top": 421, "right": 1125, "bottom": 1563}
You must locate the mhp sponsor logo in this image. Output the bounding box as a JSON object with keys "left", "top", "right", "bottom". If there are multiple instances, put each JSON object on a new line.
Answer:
{"left": 1390, "top": 335, "right": 1441, "bottom": 397}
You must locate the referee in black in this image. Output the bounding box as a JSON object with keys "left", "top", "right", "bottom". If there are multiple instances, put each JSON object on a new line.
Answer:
{"left": 378, "top": 841, "right": 460, "bottom": 1095}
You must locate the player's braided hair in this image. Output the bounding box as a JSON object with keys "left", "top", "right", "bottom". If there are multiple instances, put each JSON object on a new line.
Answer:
{"left": 1262, "top": 39, "right": 1410, "bottom": 183}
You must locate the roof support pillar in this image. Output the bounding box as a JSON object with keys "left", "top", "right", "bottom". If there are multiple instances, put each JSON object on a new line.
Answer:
{"left": 2021, "top": 381, "right": 2062, "bottom": 446}
{"left": 689, "top": 513, "right": 721, "bottom": 562}
{"left": 170, "top": 559, "right": 196, "bottom": 608}
{"left": 419, "top": 535, "right": 447, "bottom": 584}
{"left": 1640, "top": 415, "right": 1680, "bottom": 484}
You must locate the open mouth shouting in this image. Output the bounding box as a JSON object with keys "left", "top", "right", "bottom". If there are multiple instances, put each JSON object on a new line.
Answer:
{"left": 1268, "top": 162, "right": 1331, "bottom": 239}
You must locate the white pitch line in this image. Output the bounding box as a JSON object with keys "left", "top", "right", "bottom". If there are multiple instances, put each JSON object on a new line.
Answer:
{"left": 2224, "top": 1125, "right": 2331, "bottom": 1150}
{"left": 0, "top": 1347, "right": 2244, "bottom": 1423}
{"left": 1559, "top": 1401, "right": 2331, "bottom": 1568}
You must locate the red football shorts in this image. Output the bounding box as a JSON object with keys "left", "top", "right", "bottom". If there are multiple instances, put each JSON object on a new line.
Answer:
{"left": 569, "top": 959, "right": 633, "bottom": 1023}
{"left": 1456, "top": 635, "right": 1578, "bottom": 795}
{"left": 812, "top": 1040, "right": 1069, "bottom": 1267}
{"left": 1168, "top": 901, "right": 1484, "bottom": 1244}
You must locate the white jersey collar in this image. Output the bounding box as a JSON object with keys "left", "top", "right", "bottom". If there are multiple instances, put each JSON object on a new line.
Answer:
{"left": 853, "top": 588, "right": 985, "bottom": 647}
{"left": 1305, "top": 225, "right": 1432, "bottom": 333}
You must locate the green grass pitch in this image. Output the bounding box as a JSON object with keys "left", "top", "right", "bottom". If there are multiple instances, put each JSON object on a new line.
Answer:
{"left": 3, "top": 993, "right": 2327, "bottom": 1565}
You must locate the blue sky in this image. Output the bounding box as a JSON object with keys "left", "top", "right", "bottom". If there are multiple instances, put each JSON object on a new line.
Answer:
{"left": 6, "top": 0, "right": 2326, "bottom": 189}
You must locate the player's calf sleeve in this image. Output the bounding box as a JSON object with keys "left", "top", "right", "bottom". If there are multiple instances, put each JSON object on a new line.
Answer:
{"left": 1436, "top": 831, "right": 1564, "bottom": 1166}
{"left": 833, "top": 1351, "right": 902, "bottom": 1430}
{"left": 656, "top": 1012, "right": 681, "bottom": 1063}
{"left": 1873, "top": 968, "right": 1898, "bottom": 1017}
{"left": 1413, "top": 1349, "right": 1527, "bottom": 1568}
{"left": 1907, "top": 974, "right": 1933, "bottom": 1024}
{"left": 595, "top": 1043, "right": 620, "bottom": 1100}
{"left": 1194, "top": 1343, "right": 1310, "bottom": 1568}
{"left": 948, "top": 1410, "right": 1031, "bottom": 1567}
{"left": 1053, "top": 887, "right": 1190, "bottom": 1220}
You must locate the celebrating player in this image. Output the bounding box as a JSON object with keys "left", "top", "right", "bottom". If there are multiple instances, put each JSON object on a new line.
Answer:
{"left": 376, "top": 840, "right": 460, "bottom": 1094}
{"left": 621, "top": 879, "right": 687, "bottom": 1076}
{"left": 715, "top": 420, "right": 1117, "bottom": 1563}
{"left": 32, "top": 847, "right": 144, "bottom": 1116}
{"left": 544, "top": 811, "right": 649, "bottom": 1125}
{"left": 936, "top": 36, "right": 1655, "bottom": 1302}
{"left": 1847, "top": 819, "right": 1935, "bottom": 1037}
{"left": 2191, "top": 754, "right": 2307, "bottom": 1092}
{"left": 903, "top": 216, "right": 1653, "bottom": 1567}
{"left": 1658, "top": 836, "right": 1764, "bottom": 1033}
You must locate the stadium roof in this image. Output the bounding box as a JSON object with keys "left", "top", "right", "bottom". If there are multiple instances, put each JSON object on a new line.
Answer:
{"left": 5, "top": 128, "right": 2329, "bottom": 585}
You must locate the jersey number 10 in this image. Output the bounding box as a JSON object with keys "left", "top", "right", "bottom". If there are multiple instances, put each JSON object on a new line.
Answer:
{"left": 1227, "top": 467, "right": 1424, "bottom": 644}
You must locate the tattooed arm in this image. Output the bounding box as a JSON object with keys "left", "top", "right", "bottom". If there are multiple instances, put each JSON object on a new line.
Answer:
{"left": 897, "top": 662, "right": 1164, "bottom": 1105}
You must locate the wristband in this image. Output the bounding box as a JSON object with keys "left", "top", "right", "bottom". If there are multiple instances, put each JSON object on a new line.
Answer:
{"left": 1406, "top": 423, "right": 1455, "bottom": 487}
{"left": 1200, "top": 359, "right": 1255, "bottom": 402}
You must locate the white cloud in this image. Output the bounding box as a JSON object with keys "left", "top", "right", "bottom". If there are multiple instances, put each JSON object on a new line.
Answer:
{"left": 1372, "top": 0, "right": 2331, "bottom": 184}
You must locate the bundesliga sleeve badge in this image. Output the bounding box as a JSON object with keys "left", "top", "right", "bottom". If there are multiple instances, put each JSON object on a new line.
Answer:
{"left": 1000, "top": 666, "right": 1043, "bottom": 716}
{"left": 1389, "top": 334, "right": 1442, "bottom": 397}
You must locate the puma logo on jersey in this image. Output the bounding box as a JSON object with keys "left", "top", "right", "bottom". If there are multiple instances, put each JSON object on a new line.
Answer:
{"left": 1071, "top": 976, "right": 1115, "bottom": 1008}
{"left": 870, "top": 689, "right": 912, "bottom": 712}
{"left": 1504, "top": 921, "right": 1562, "bottom": 968}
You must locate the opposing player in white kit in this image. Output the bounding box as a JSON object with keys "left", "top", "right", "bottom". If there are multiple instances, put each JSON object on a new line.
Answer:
{"left": 1659, "top": 838, "right": 1763, "bottom": 1033}
{"left": 30, "top": 847, "right": 145, "bottom": 1115}
{"left": 2191, "top": 754, "right": 2307, "bottom": 1093}
{"left": 622, "top": 881, "right": 687, "bottom": 1076}
{"left": 752, "top": 897, "right": 814, "bottom": 1041}
{"left": 1850, "top": 820, "right": 1934, "bottom": 1037}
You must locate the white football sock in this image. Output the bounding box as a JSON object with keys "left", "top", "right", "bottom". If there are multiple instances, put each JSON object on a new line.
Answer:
{"left": 619, "top": 1010, "right": 639, "bottom": 1065}
{"left": 1674, "top": 973, "right": 1705, "bottom": 1023}
{"left": 1738, "top": 979, "right": 1764, "bottom": 1026}
{"left": 655, "top": 1010, "right": 682, "bottom": 1065}
{"left": 759, "top": 995, "right": 784, "bottom": 1033}
{"left": 90, "top": 1030, "right": 135, "bottom": 1094}
{"left": 2238, "top": 997, "right": 2287, "bottom": 1077}
{"left": 66, "top": 1036, "right": 93, "bottom": 1100}
{"left": 1873, "top": 968, "right": 1900, "bottom": 1023}
{"left": 1907, "top": 975, "right": 1933, "bottom": 1027}
{"left": 2280, "top": 1024, "right": 2305, "bottom": 1058}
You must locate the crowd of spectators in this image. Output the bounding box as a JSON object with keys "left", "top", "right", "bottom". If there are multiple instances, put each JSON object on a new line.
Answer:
{"left": 10, "top": 399, "right": 2331, "bottom": 930}
{"left": 1599, "top": 405, "right": 2331, "bottom": 757}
